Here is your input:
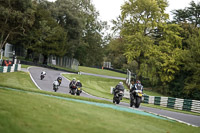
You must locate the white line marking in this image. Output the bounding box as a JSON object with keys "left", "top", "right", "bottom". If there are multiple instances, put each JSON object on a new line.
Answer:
{"left": 27, "top": 66, "right": 42, "bottom": 90}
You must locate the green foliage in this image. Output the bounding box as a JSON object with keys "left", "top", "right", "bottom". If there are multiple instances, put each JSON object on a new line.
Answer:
{"left": 0, "top": 0, "right": 35, "bottom": 49}
{"left": 172, "top": 1, "right": 200, "bottom": 27}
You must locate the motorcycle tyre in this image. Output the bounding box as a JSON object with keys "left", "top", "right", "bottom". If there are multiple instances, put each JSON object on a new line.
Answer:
{"left": 113, "top": 97, "right": 115, "bottom": 104}
{"left": 135, "top": 97, "right": 141, "bottom": 108}
{"left": 130, "top": 98, "right": 134, "bottom": 107}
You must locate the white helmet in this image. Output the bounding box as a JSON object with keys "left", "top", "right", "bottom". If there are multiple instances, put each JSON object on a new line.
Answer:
{"left": 119, "top": 82, "right": 123, "bottom": 85}
{"left": 77, "top": 80, "right": 80, "bottom": 82}
{"left": 73, "top": 78, "right": 76, "bottom": 80}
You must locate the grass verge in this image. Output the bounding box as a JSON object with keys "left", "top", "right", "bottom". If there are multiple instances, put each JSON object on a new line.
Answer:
{"left": 0, "top": 88, "right": 199, "bottom": 133}
{"left": 62, "top": 73, "right": 130, "bottom": 102}
{"left": 79, "top": 66, "right": 127, "bottom": 78}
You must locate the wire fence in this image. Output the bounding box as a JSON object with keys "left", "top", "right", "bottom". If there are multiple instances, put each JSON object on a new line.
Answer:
{"left": 48, "top": 55, "right": 79, "bottom": 71}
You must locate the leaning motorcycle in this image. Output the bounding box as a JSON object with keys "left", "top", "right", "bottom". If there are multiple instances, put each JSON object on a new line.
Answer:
{"left": 130, "top": 90, "right": 143, "bottom": 108}
{"left": 53, "top": 84, "right": 59, "bottom": 92}
{"left": 76, "top": 87, "right": 82, "bottom": 96}
{"left": 113, "top": 90, "right": 124, "bottom": 104}
{"left": 70, "top": 85, "right": 77, "bottom": 95}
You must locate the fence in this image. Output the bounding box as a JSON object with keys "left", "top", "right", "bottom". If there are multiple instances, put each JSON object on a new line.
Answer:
{"left": 48, "top": 55, "right": 79, "bottom": 71}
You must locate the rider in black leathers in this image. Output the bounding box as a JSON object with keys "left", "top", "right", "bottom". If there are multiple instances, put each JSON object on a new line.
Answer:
{"left": 113, "top": 81, "right": 125, "bottom": 96}
{"left": 69, "top": 78, "right": 76, "bottom": 93}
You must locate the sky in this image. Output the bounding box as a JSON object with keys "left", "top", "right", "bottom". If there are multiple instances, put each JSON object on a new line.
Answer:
{"left": 48, "top": 0, "right": 199, "bottom": 26}
{"left": 92, "top": 0, "right": 199, "bottom": 25}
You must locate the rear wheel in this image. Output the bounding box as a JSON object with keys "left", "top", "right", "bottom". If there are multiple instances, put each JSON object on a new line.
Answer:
{"left": 116, "top": 99, "right": 120, "bottom": 104}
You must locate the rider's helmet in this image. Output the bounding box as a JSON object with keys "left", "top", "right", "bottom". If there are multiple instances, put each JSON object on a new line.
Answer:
{"left": 119, "top": 81, "right": 123, "bottom": 85}
{"left": 72, "top": 78, "right": 76, "bottom": 81}
{"left": 136, "top": 80, "right": 141, "bottom": 84}
{"left": 77, "top": 80, "right": 80, "bottom": 82}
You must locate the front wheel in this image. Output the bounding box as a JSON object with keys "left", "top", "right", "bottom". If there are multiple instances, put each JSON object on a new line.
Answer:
{"left": 113, "top": 97, "right": 115, "bottom": 103}
{"left": 135, "top": 97, "right": 141, "bottom": 108}
{"left": 130, "top": 98, "right": 134, "bottom": 107}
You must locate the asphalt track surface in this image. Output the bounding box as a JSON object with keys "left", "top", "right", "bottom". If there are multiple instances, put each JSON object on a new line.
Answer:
{"left": 28, "top": 66, "right": 200, "bottom": 127}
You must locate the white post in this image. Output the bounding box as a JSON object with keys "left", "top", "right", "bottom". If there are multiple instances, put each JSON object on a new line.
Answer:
{"left": 0, "top": 49, "right": 3, "bottom": 60}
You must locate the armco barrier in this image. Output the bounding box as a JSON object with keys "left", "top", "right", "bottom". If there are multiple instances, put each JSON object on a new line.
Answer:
{"left": 0, "top": 64, "right": 21, "bottom": 73}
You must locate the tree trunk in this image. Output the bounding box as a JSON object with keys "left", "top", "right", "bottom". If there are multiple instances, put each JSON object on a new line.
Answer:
{"left": 43, "top": 54, "right": 48, "bottom": 65}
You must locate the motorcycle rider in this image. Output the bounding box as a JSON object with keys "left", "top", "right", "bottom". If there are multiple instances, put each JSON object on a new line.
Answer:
{"left": 40, "top": 71, "right": 46, "bottom": 80}
{"left": 76, "top": 80, "right": 82, "bottom": 93}
{"left": 130, "top": 80, "right": 143, "bottom": 93}
{"left": 41, "top": 71, "right": 46, "bottom": 75}
{"left": 69, "top": 78, "right": 77, "bottom": 93}
{"left": 113, "top": 81, "right": 125, "bottom": 96}
{"left": 57, "top": 76, "right": 62, "bottom": 86}
{"left": 53, "top": 79, "right": 59, "bottom": 91}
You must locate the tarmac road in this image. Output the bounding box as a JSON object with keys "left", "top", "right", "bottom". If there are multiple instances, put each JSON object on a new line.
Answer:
{"left": 28, "top": 66, "right": 200, "bottom": 127}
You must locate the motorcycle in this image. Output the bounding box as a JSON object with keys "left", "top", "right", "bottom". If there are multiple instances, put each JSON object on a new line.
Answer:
{"left": 70, "top": 85, "right": 77, "bottom": 95}
{"left": 53, "top": 84, "right": 59, "bottom": 92}
{"left": 113, "top": 90, "right": 124, "bottom": 104}
{"left": 76, "top": 87, "right": 82, "bottom": 96}
{"left": 40, "top": 74, "right": 45, "bottom": 80}
{"left": 130, "top": 90, "right": 143, "bottom": 108}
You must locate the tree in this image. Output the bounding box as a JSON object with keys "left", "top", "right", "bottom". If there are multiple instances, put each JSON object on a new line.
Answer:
{"left": 172, "top": 0, "right": 200, "bottom": 27}
{"left": 0, "top": 0, "right": 35, "bottom": 49}
{"left": 120, "top": 0, "right": 169, "bottom": 80}
{"left": 23, "top": 1, "right": 68, "bottom": 64}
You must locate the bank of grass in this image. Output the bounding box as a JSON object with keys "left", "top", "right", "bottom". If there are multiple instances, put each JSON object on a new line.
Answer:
{"left": 1, "top": 88, "right": 199, "bottom": 133}
{"left": 79, "top": 66, "right": 127, "bottom": 78}
{"left": 0, "top": 71, "right": 38, "bottom": 90}
{"left": 63, "top": 74, "right": 130, "bottom": 102}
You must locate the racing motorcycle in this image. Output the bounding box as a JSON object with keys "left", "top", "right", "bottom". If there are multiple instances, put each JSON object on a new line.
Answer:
{"left": 76, "top": 87, "right": 82, "bottom": 96}
{"left": 40, "top": 74, "right": 45, "bottom": 80}
{"left": 130, "top": 90, "right": 143, "bottom": 108}
{"left": 70, "top": 85, "right": 77, "bottom": 95}
{"left": 113, "top": 90, "right": 124, "bottom": 104}
{"left": 53, "top": 84, "right": 59, "bottom": 92}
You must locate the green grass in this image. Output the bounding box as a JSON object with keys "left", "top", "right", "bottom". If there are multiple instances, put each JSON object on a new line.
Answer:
{"left": 63, "top": 74, "right": 129, "bottom": 102}
{"left": 143, "top": 89, "right": 167, "bottom": 97}
{"left": 21, "top": 64, "right": 31, "bottom": 68}
{"left": 79, "top": 66, "right": 127, "bottom": 78}
{"left": 0, "top": 71, "right": 38, "bottom": 90}
{"left": 0, "top": 88, "right": 199, "bottom": 133}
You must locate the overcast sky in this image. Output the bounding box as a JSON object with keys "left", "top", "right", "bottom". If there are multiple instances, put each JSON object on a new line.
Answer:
{"left": 48, "top": 0, "right": 199, "bottom": 26}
